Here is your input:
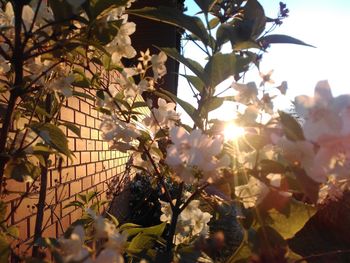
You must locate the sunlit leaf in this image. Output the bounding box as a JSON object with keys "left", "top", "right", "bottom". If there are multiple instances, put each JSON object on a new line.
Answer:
{"left": 266, "top": 199, "right": 316, "bottom": 239}
{"left": 61, "top": 122, "right": 81, "bottom": 137}
{"left": 279, "top": 111, "right": 305, "bottom": 141}
{"left": 204, "top": 52, "right": 251, "bottom": 88}
{"left": 158, "top": 47, "right": 205, "bottom": 80}
{"left": 180, "top": 74, "right": 205, "bottom": 93}
{"left": 30, "top": 122, "right": 71, "bottom": 157}
{"left": 4, "top": 159, "right": 40, "bottom": 182}
{"left": 259, "top": 34, "right": 315, "bottom": 48}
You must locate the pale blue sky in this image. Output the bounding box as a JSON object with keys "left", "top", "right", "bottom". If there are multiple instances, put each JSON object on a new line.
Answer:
{"left": 178, "top": 0, "right": 350, "bottom": 123}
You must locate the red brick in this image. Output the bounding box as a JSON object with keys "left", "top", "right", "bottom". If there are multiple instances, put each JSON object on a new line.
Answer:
{"left": 87, "top": 163, "right": 95, "bottom": 176}
{"left": 61, "top": 197, "right": 75, "bottom": 217}
{"left": 58, "top": 215, "right": 70, "bottom": 235}
{"left": 80, "top": 101, "right": 90, "bottom": 114}
{"left": 70, "top": 180, "right": 81, "bottom": 196}
{"left": 87, "top": 140, "right": 95, "bottom": 151}
{"left": 75, "top": 165, "right": 86, "bottom": 179}
{"left": 81, "top": 152, "right": 90, "bottom": 164}
{"left": 60, "top": 107, "right": 74, "bottom": 122}
{"left": 96, "top": 162, "right": 103, "bottom": 173}
{"left": 86, "top": 116, "right": 94, "bottom": 128}
{"left": 70, "top": 209, "right": 83, "bottom": 224}
{"left": 82, "top": 176, "right": 92, "bottom": 191}
{"left": 75, "top": 111, "right": 86, "bottom": 126}
{"left": 102, "top": 142, "right": 109, "bottom": 151}
{"left": 68, "top": 137, "right": 75, "bottom": 151}
{"left": 91, "top": 129, "right": 99, "bottom": 140}
{"left": 16, "top": 219, "right": 29, "bottom": 241}
{"left": 81, "top": 126, "right": 90, "bottom": 139}
{"left": 91, "top": 152, "right": 98, "bottom": 162}
{"left": 61, "top": 167, "right": 75, "bottom": 182}
{"left": 76, "top": 139, "right": 86, "bottom": 151}
{"left": 90, "top": 109, "right": 98, "bottom": 118}
{"left": 42, "top": 222, "right": 57, "bottom": 238}
{"left": 56, "top": 184, "right": 69, "bottom": 202}
{"left": 13, "top": 196, "right": 37, "bottom": 223}
{"left": 71, "top": 152, "right": 80, "bottom": 166}
{"left": 95, "top": 141, "right": 102, "bottom": 151}
{"left": 68, "top": 97, "right": 80, "bottom": 110}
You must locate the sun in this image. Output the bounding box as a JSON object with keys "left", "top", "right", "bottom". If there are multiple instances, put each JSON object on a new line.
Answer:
{"left": 223, "top": 122, "right": 245, "bottom": 141}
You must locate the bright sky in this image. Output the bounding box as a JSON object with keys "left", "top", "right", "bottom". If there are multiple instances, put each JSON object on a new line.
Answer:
{"left": 177, "top": 0, "right": 350, "bottom": 123}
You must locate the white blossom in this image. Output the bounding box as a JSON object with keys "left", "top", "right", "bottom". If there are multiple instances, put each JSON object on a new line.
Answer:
{"left": 232, "top": 82, "right": 258, "bottom": 104}
{"left": 143, "top": 98, "right": 180, "bottom": 132}
{"left": 159, "top": 193, "right": 212, "bottom": 245}
{"left": 58, "top": 225, "right": 90, "bottom": 263}
{"left": 166, "top": 127, "right": 228, "bottom": 184}
{"left": 151, "top": 51, "right": 167, "bottom": 80}
{"left": 235, "top": 177, "right": 269, "bottom": 208}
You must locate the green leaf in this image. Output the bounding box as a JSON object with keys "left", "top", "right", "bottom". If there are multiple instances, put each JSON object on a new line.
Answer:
{"left": 0, "top": 235, "right": 10, "bottom": 263}
{"left": 207, "top": 97, "right": 224, "bottom": 112}
{"left": 266, "top": 199, "right": 316, "bottom": 239}
{"left": 90, "top": 19, "right": 123, "bottom": 45}
{"left": 234, "top": 40, "right": 261, "bottom": 51}
{"left": 278, "top": 111, "right": 305, "bottom": 141}
{"left": 106, "top": 212, "right": 119, "bottom": 227}
{"left": 61, "top": 122, "right": 81, "bottom": 137}
{"left": 86, "top": 191, "right": 99, "bottom": 203}
{"left": 159, "top": 47, "right": 205, "bottom": 80}
{"left": 7, "top": 226, "right": 19, "bottom": 239}
{"left": 73, "top": 71, "right": 91, "bottom": 88}
{"left": 291, "top": 167, "right": 320, "bottom": 204}
{"left": 48, "top": 0, "right": 75, "bottom": 21}
{"left": 84, "top": 0, "right": 129, "bottom": 19}
{"left": 132, "top": 101, "right": 148, "bottom": 109}
{"left": 216, "top": 24, "right": 235, "bottom": 48}
{"left": 122, "top": 222, "right": 166, "bottom": 239}
{"left": 259, "top": 34, "right": 315, "bottom": 48}
{"left": 72, "top": 91, "right": 95, "bottom": 101}
{"left": 204, "top": 52, "right": 250, "bottom": 88}
{"left": 259, "top": 159, "right": 286, "bottom": 174}
{"left": 30, "top": 122, "right": 71, "bottom": 157}
{"left": 227, "top": 231, "right": 252, "bottom": 263}
{"left": 242, "top": 0, "right": 266, "bottom": 39}
{"left": 180, "top": 74, "right": 204, "bottom": 93}
{"left": 127, "top": 6, "right": 210, "bottom": 46}
{"left": 4, "top": 159, "right": 40, "bottom": 182}
{"left": 253, "top": 226, "right": 287, "bottom": 254}
{"left": 208, "top": 17, "right": 220, "bottom": 29}
{"left": 119, "top": 223, "right": 142, "bottom": 232}
{"left": 63, "top": 200, "right": 84, "bottom": 209}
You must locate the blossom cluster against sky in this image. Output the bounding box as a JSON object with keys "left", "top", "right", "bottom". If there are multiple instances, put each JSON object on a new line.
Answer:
{"left": 178, "top": 0, "right": 350, "bottom": 123}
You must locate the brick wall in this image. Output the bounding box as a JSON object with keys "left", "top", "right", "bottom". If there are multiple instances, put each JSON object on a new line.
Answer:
{"left": 6, "top": 88, "right": 131, "bottom": 249}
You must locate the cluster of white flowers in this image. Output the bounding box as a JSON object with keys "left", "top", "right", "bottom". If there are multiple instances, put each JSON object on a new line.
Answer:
{"left": 143, "top": 98, "right": 180, "bottom": 133}
{"left": 235, "top": 174, "right": 291, "bottom": 208}
{"left": 100, "top": 115, "right": 140, "bottom": 152}
{"left": 274, "top": 80, "right": 350, "bottom": 203}
{"left": 58, "top": 210, "right": 126, "bottom": 263}
{"left": 151, "top": 51, "right": 167, "bottom": 80}
{"left": 159, "top": 192, "right": 212, "bottom": 245}
{"left": 166, "top": 127, "right": 229, "bottom": 184}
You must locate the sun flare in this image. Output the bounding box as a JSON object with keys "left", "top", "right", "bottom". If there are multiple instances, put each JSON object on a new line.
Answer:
{"left": 223, "top": 123, "right": 245, "bottom": 141}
